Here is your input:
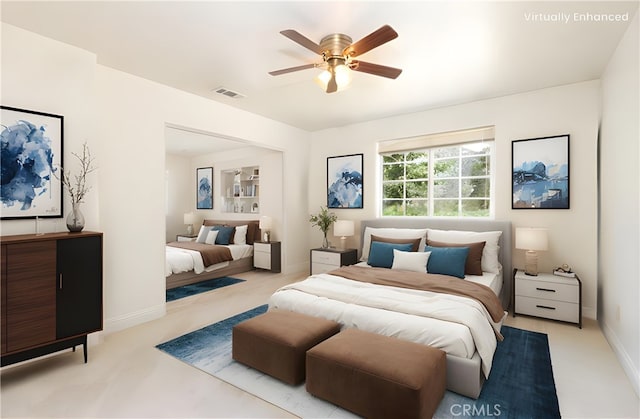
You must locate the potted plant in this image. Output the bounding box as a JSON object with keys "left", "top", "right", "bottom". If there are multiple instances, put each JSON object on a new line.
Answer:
{"left": 309, "top": 206, "right": 337, "bottom": 248}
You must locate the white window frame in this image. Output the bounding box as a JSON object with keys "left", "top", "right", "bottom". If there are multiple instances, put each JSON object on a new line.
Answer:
{"left": 378, "top": 126, "right": 496, "bottom": 218}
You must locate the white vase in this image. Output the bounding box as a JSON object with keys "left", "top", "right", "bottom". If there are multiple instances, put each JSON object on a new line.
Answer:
{"left": 66, "top": 203, "right": 85, "bottom": 232}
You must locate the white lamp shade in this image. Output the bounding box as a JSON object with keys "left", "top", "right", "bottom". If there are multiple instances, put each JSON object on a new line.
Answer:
{"left": 315, "top": 65, "right": 352, "bottom": 92}
{"left": 259, "top": 215, "right": 273, "bottom": 230}
{"left": 183, "top": 212, "right": 195, "bottom": 224}
{"left": 334, "top": 220, "right": 355, "bottom": 237}
{"left": 516, "top": 228, "right": 549, "bottom": 251}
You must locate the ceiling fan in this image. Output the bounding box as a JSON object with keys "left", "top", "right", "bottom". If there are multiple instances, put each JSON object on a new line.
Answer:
{"left": 269, "top": 25, "right": 402, "bottom": 93}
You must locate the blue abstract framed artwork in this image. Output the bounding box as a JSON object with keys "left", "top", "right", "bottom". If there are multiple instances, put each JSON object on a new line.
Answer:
{"left": 1, "top": 106, "right": 64, "bottom": 219}
{"left": 196, "top": 167, "right": 213, "bottom": 209}
{"left": 327, "top": 153, "right": 363, "bottom": 209}
{"left": 512, "top": 134, "right": 569, "bottom": 209}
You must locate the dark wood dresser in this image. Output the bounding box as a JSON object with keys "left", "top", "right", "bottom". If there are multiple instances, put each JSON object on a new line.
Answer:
{"left": 1, "top": 231, "right": 103, "bottom": 366}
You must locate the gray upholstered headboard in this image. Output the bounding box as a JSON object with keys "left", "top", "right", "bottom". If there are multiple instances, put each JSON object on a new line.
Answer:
{"left": 360, "top": 218, "right": 512, "bottom": 310}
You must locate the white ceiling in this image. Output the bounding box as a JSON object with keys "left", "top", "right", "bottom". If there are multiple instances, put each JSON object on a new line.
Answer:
{"left": 2, "top": 1, "right": 637, "bottom": 136}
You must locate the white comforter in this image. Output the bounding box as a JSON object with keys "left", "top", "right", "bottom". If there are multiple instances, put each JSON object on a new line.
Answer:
{"left": 165, "top": 244, "right": 253, "bottom": 277}
{"left": 269, "top": 273, "right": 505, "bottom": 377}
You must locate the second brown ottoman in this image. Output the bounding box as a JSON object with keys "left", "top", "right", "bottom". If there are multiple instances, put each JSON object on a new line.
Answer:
{"left": 306, "top": 328, "right": 447, "bottom": 419}
{"left": 232, "top": 309, "right": 341, "bottom": 385}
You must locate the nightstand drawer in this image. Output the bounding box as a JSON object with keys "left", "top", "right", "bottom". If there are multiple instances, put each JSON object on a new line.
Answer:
{"left": 517, "top": 279, "right": 578, "bottom": 303}
{"left": 254, "top": 251, "right": 271, "bottom": 269}
{"left": 311, "top": 262, "right": 339, "bottom": 275}
{"left": 253, "top": 241, "right": 281, "bottom": 273}
{"left": 254, "top": 242, "right": 271, "bottom": 253}
{"left": 176, "top": 235, "right": 197, "bottom": 242}
{"left": 515, "top": 296, "right": 579, "bottom": 323}
{"left": 311, "top": 250, "right": 341, "bottom": 265}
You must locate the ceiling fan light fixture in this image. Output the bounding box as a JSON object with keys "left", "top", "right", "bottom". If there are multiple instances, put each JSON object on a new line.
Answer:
{"left": 315, "top": 61, "right": 352, "bottom": 93}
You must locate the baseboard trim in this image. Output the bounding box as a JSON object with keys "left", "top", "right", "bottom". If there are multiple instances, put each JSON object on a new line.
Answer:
{"left": 601, "top": 319, "right": 640, "bottom": 397}
{"left": 104, "top": 303, "right": 166, "bottom": 335}
{"left": 583, "top": 305, "right": 597, "bottom": 320}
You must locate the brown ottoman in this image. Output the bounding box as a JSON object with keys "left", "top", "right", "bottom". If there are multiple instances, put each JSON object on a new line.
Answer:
{"left": 232, "top": 309, "right": 341, "bottom": 385}
{"left": 306, "top": 328, "right": 446, "bottom": 419}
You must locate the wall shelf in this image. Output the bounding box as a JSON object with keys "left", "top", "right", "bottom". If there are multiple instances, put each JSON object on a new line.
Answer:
{"left": 222, "top": 166, "right": 259, "bottom": 213}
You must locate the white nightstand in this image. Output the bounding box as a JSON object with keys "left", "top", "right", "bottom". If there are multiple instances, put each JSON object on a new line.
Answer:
{"left": 176, "top": 234, "right": 197, "bottom": 242}
{"left": 310, "top": 248, "right": 358, "bottom": 275}
{"left": 513, "top": 269, "right": 582, "bottom": 328}
{"left": 254, "top": 241, "right": 281, "bottom": 273}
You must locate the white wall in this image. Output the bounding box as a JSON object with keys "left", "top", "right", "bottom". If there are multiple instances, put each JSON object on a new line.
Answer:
{"left": 1, "top": 23, "right": 311, "bottom": 334}
{"left": 165, "top": 153, "right": 193, "bottom": 242}
{"left": 310, "top": 81, "right": 600, "bottom": 318}
{"left": 599, "top": 11, "right": 639, "bottom": 396}
{"left": 0, "top": 24, "right": 99, "bottom": 236}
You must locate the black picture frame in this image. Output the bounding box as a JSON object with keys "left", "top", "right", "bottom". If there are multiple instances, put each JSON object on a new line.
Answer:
{"left": 196, "top": 167, "right": 213, "bottom": 209}
{"left": 327, "top": 153, "right": 363, "bottom": 209}
{"left": 512, "top": 134, "right": 570, "bottom": 209}
{"left": 1, "top": 106, "right": 64, "bottom": 219}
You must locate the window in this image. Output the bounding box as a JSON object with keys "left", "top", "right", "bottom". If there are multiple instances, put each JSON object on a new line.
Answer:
{"left": 379, "top": 127, "right": 494, "bottom": 217}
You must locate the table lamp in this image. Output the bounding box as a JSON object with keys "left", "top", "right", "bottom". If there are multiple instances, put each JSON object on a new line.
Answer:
{"left": 516, "top": 227, "right": 549, "bottom": 276}
{"left": 334, "top": 220, "right": 355, "bottom": 250}
{"left": 183, "top": 212, "right": 195, "bottom": 236}
{"left": 260, "top": 215, "right": 273, "bottom": 242}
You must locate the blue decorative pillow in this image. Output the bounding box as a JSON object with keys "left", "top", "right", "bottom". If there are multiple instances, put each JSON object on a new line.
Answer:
{"left": 368, "top": 241, "right": 415, "bottom": 268}
{"left": 212, "top": 226, "right": 236, "bottom": 245}
{"left": 424, "top": 245, "right": 470, "bottom": 279}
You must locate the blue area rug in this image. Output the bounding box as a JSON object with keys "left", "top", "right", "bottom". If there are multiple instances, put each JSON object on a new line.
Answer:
{"left": 165, "top": 276, "right": 245, "bottom": 302}
{"left": 156, "top": 305, "right": 560, "bottom": 418}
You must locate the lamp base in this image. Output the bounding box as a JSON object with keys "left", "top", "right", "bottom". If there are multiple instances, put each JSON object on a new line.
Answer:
{"left": 186, "top": 224, "right": 194, "bottom": 236}
{"left": 524, "top": 250, "right": 539, "bottom": 276}
{"left": 339, "top": 237, "right": 347, "bottom": 250}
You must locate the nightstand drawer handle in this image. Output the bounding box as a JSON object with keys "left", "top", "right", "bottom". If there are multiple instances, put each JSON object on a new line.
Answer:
{"left": 536, "top": 304, "right": 556, "bottom": 310}
{"left": 536, "top": 287, "right": 556, "bottom": 292}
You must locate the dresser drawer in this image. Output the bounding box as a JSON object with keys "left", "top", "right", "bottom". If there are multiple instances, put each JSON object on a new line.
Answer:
{"left": 516, "top": 278, "right": 578, "bottom": 303}
{"left": 515, "top": 296, "right": 579, "bottom": 323}
{"left": 311, "top": 250, "right": 341, "bottom": 266}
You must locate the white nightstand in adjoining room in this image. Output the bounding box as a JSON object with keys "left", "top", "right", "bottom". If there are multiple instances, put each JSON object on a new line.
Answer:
{"left": 310, "top": 248, "right": 358, "bottom": 275}
{"left": 254, "top": 241, "right": 281, "bottom": 273}
{"left": 176, "top": 234, "right": 197, "bottom": 242}
{"left": 513, "top": 269, "right": 582, "bottom": 328}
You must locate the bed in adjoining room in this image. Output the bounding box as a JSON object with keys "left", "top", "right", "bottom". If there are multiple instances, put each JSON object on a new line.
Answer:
{"left": 165, "top": 219, "right": 261, "bottom": 290}
{"left": 269, "top": 218, "right": 512, "bottom": 399}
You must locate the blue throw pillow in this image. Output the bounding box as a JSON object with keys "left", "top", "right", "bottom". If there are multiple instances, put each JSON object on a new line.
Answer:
{"left": 424, "top": 245, "right": 470, "bottom": 279}
{"left": 368, "top": 241, "right": 414, "bottom": 268}
{"left": 212, "top": 226, "right": 235, "bottom": 245}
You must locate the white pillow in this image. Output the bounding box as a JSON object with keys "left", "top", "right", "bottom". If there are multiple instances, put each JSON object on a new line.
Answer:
{"left": 391, "top": 249, "right": 430, "bottom": 273}
{"left": 426, "top": 229, "right": 502, "bottom": 273}
{"left": 233, "top": 225, "right": 248, "bottom": 245}
{"left": 196, "top": 225, "right": 213, "bottom": 243}
{"left": 205, "top": 230, "right": 219, "bottom": 245}
{"left": 361, "top": 227, "right": 428, "bottom": 262}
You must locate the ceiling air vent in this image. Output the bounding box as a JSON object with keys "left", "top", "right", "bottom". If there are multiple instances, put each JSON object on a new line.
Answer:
{"left": 212, "top": 87, "right": 246, "bottom": 99}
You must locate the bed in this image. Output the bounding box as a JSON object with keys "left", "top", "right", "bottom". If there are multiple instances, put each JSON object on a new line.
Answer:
{"left": 269, "top": 218, "right": 512, "bottom": 399}
{"left": 165, "top": 219, "right": 261, "bottom": 290}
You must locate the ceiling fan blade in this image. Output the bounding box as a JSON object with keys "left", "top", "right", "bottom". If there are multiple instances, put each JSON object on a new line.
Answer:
{"left": 350, "top": 60, "right": 402, "bottom": 79}
{"left": 269, "top": 63, "right": 317, "bottom": 76}
{"left": 343, "top": 25, "right": 398, "bottom": 58}
{"left": 280, "top": 29, "right": 323, "bottom": 55}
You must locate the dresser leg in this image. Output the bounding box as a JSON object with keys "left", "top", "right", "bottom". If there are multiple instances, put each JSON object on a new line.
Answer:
{"left": 83, "top": 335, "right": 88, "bottom": 363}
